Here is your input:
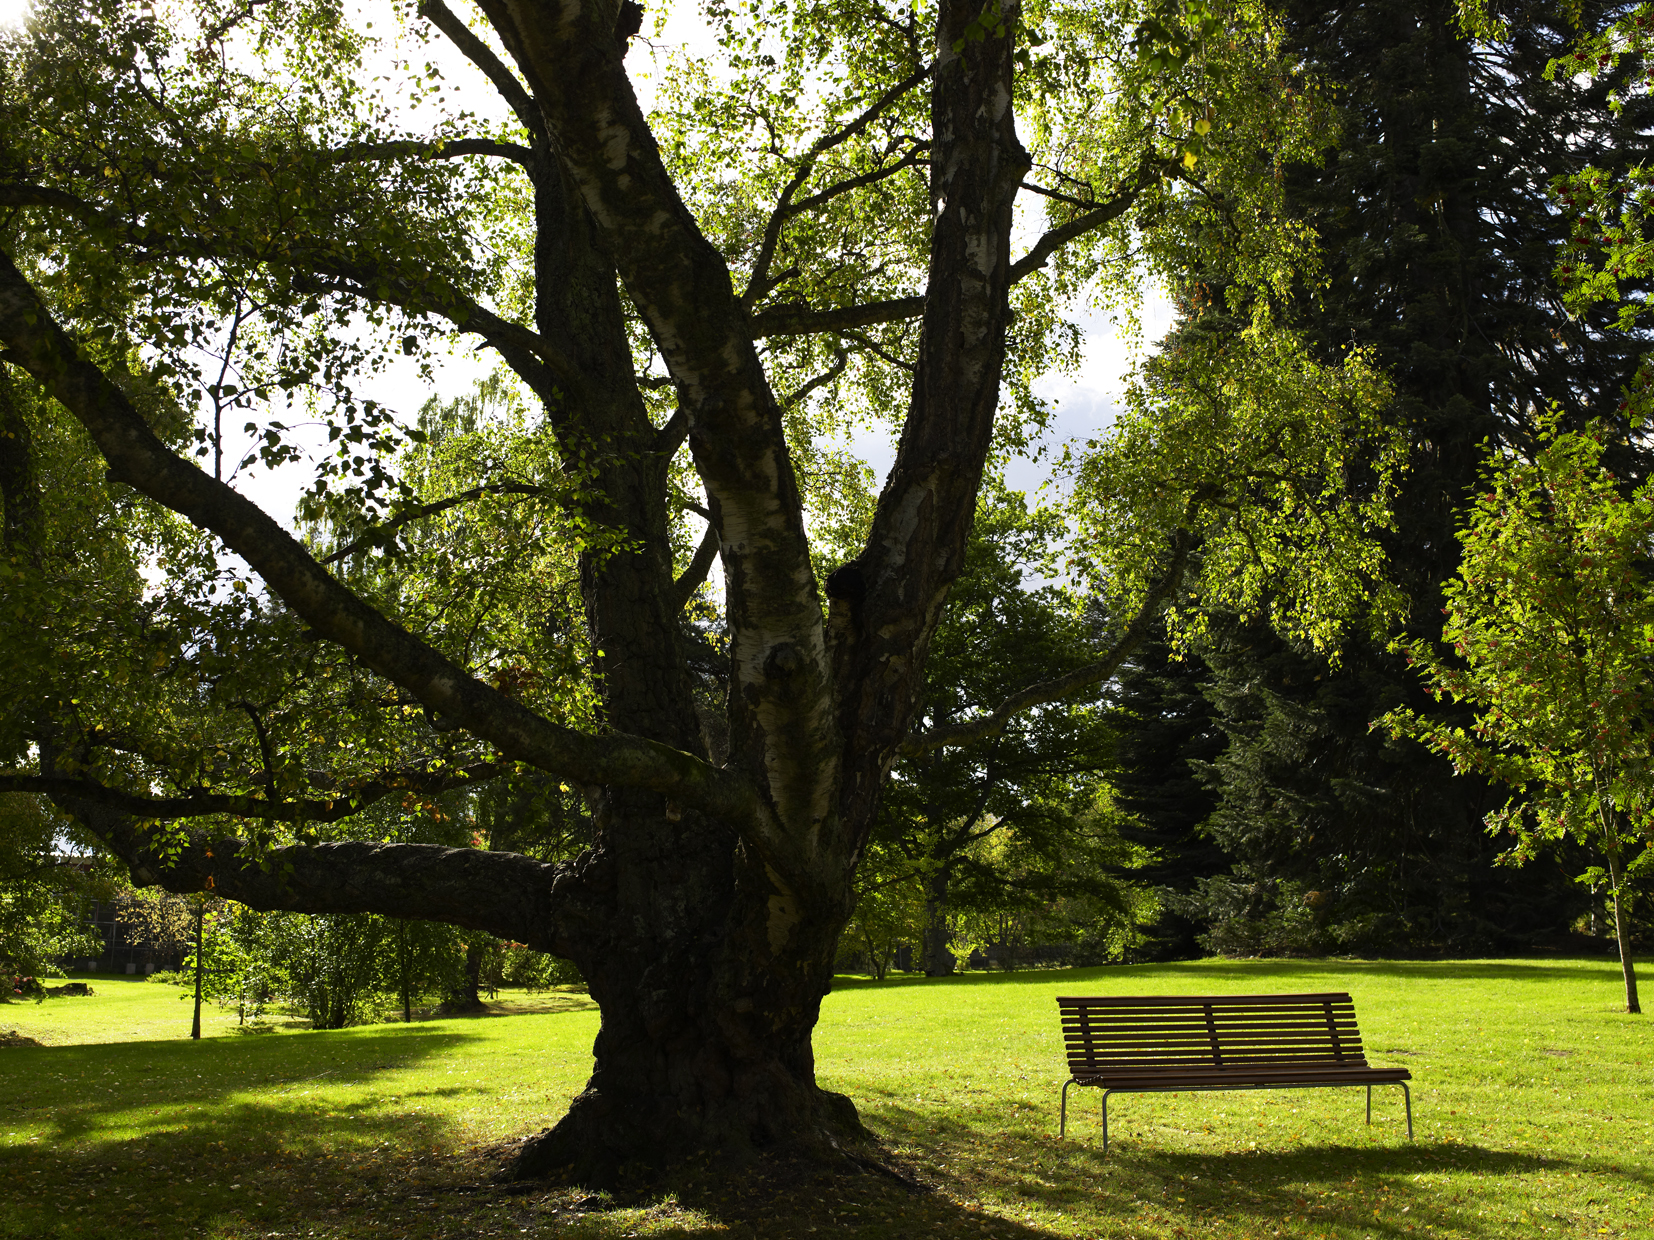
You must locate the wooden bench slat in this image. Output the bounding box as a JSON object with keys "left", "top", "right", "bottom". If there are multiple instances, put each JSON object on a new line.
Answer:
{"left": 1065, "top": 1026, "right": 1364, "bottom": 1041}
{"left": 1072, "top": 1064, "right": 1413, "bottom": 1079}
{"left": 1065, "top": 1031, "right": 1362, "bottom": 1044}
{"left": 1062, "top": 1018, "right": 1359, "bottom": 1031}
{"left": 1058, "top": 998, "right": 1356, "bottom": 1011}
{"left": 1065, "top": 1005, "right": 1362, "bottom": 1011}
{"left": 1065, "top": 1025, "right": 1362, "bottom": 1031}
{"left": 1067, "top": 1049, "right": 1368, "bottom": 1059}
{"left": 1067, "top": 1049, "right": 1369, "bottom": 1060}
{"left": 1065, "top": 1052, "right": 1369, "bottom": 1064}
{"left": 1067, "top": 1030, "right": 1361, "bottom": 1038}
{"left": 1072, "top": 1070, "right": 1414, "bottom": 1088}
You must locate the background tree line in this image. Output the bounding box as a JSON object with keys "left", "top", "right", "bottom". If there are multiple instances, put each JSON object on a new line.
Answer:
{"left": 1108, "top": 0, "right": 1654, "bottom": 969}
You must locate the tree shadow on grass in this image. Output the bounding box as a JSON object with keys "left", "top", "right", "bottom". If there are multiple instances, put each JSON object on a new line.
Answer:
{"left": 864, "top": 1095, "right": 1644, "bottom": 1240}
{"left": 1, "top": 1026, "right": 498, "bottom": 1239}
{"left": 4, "top": 1025, "right": 1057, "bottom": 1240}
{"left": 2, "top": 1042, "right": 1095, "bottom": 1240}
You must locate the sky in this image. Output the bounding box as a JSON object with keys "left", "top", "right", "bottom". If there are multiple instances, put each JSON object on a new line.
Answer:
{"left": 2, "top": 0, "right": 1172, "bottom": 525}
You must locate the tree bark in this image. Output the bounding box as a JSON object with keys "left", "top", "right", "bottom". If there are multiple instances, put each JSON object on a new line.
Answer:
{"left": 511, "top": 795, "right": 864, "bottom": 1182}
{"left": 833, "top": 0, "right": 1030, "bottom": 843}
{"left": 0, "top": 367, "right": 44, "bottom": 558}
{"left": 862, "top": 928, "right": 888, "bottom": 981}
{"left": 1605, "top": 846, "right": 1642, "bottom": 1015}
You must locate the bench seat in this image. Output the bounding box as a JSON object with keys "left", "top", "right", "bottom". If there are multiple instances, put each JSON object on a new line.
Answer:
{"left": 1058, "top": 993, "right": 1413, "bottom": 1151}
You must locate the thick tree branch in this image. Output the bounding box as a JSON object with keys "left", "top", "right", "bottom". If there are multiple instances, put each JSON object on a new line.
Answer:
{"left": 323, "top": 137, "right": 537, "bottom": 168}
{"left": 668, "top": 519, "right": 721, "bottom": 612}
{"left": 1008, "top": 159, "right": 1163, "bottom": 283}
{"left": 292, "top": 272, "right": 580, "bottom": 403}
{"left": 320, "top": 482, "right": 553, "bottom": 564}
{"left": 832, "top": 0, "right": 1032, "bottom": 851}
{"left": 898, "top": 531, "right": 1193, "bottom": 756}
{"left": 0, "top": 182, "right": 104, "bottom": 222}
{"left": 0, "top": 250, "right": 775, "bottom": 848}
{"left": 52, "top": 788, "right": 602, "bottom": 953}
{"left": 655, "top": 405, "right": 689, "bottom": 457}
{"left": 750, "top": 295, "right": 928, "bottom": 338}
{"left": 31, "top": 730, "right": 602, "bottom": 956}
{"left": 418, "top": 0, "right": 548, "bottom": 149}
{"left": 0, "top": 181, "right": 582, "bottom": 404}
{"left": 0, "top": 366, "right": 44, "bottom": 558}
{"left": 0, "top": 758, "right": 508, "bottom": 825}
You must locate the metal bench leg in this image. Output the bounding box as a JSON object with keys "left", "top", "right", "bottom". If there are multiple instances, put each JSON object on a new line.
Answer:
{"left": 1102, "top": 1089, "right": 1111, "bottom": 1154}
{"left": 1401, "top": 1083, "right": 1413, "bottom": 1141}
{"left": 1366, "top": 1085, "right": 1372, "bottom": 1125}
{"left": 1060, "top": 1079, "right": 1072, "bottom": 1139}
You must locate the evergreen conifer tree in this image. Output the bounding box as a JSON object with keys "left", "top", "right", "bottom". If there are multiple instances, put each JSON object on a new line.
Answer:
{"left": 1109, "top": 625, "right": 1230, "bottom": 958}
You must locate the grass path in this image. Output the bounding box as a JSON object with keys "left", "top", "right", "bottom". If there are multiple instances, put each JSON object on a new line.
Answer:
{"left": 1, "top": 957, "right": 1649, "bottom": 1239}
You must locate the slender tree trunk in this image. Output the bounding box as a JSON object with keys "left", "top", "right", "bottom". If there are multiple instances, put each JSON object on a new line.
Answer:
{"left": 399, "top": 921, "right": 412, "bottom": 1022}
{"left": 1606, "top": 847, "right": 1641, "bottom": 1014}
{"left": 863, "top": 928, "right": 886, "bottom": 981}
{"left": 190, "top": 901, "right": 204, "bottom": 1040}
{"left": 921, "top": 868, "right": 954, "bottom": 977}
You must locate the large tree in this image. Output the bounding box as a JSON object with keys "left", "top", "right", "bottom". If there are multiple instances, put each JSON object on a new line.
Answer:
{"left": 0, "top": 0, "right": 1384, "bottom": 1180}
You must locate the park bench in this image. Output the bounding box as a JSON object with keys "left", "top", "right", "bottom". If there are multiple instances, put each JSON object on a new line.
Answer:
{"left": 1057, "top": 992, "right": 1413, "bottom": 1151}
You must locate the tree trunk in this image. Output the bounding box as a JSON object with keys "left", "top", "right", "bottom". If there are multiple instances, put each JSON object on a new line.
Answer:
{"left": 1606, "top": 848, "right": 1642, "bottom": 1015}
{"left": 863, "top": 928, "right": 887, "bottom": 981}
{"left": 399, "top": 922, "right": 413, "bottom": 1023}
{"left": 190, "top": 901, "right": 204, "bottom": 1040}
{"left": 510, "top": 793, "right": 862, "bottom": 1183}
{"left": 921, "top": 869, "right": 954, "bottom": 977}
{"left": 0, "top": 369, "right": 44, "bottom": 559}
{"left": 447, "top": 940, "right": 486, "bottom": 1012}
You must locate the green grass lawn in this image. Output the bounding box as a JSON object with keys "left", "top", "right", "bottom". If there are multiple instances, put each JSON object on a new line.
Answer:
{"left": 1, "top": 957, "right": 1649, "bottom": 1239}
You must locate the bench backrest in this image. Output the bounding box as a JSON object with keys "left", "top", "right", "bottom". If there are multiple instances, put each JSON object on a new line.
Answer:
{"left": 1058, "top": 993, "right": 1371, "bottom": 1076}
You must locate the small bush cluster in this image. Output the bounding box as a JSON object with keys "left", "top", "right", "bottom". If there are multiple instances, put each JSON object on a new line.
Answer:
{"left": 141, "top": 898, "right": 579, "bottom": 1028}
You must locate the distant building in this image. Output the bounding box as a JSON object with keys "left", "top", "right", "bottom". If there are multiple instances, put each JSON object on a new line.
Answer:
{"left": 73, "top": 898, "right": 187, "bottom": 974}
